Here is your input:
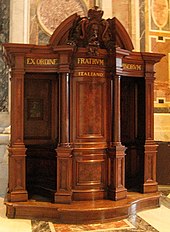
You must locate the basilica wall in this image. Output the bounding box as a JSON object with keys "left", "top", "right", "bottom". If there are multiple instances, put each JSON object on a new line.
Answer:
{"left": 0, "top": 0, "right": 170, "bottom": 194}
{"left": 144, "top": 0, "right": 170, "bottom": 141}
{"left": 0, "top": 0, "right": 10, "bottom": 196}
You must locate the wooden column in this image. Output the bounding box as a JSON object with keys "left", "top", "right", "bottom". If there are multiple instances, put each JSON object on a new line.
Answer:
{"left": 52, "top": 47, "right": 74, "bottom": 203}
{"left": 8, "top": 54, "right": 28, "bottom": 202}
{"left": 55, "top": 71, "right": 73, "bottom": 203}
{"left": 108, "top": 74, "right": 127, "bottom": 200}
{"left": 142, "top": 56, "right": 158, "bottom": 193}
{"left": 59, "top": 72, "right": 70, "bottom": 145}
{"left": 141, "top": 53, "right": 164, "bottom": 193}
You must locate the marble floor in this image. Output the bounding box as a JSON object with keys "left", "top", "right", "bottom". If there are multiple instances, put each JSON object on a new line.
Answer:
{"left": 0, "top": 186, "right": 170, "bottom": 232}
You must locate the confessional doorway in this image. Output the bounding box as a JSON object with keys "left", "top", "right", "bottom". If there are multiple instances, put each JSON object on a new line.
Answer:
{"left": 121, "top": 76, "right": 145, "bottom": 192}
{"left": 24, "top": 73, "right": 59, "bottom": 201}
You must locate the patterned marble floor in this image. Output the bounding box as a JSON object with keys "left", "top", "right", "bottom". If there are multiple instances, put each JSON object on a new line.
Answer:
{"left": 30, "top": 214, "right": 159, "bottom": 232}
{"left": 1, "top": 187, "right": 170, "bottom": 232}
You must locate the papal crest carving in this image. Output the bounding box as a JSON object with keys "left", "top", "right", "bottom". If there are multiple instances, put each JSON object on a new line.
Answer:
{"left": 67, "top": 6, "right": 115, "bottom": 54}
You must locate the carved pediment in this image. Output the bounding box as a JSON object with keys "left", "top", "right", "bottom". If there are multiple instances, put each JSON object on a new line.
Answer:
{"left": 50, "top": 7, "right": 134, "bottom": 52}
{"left": 67, "top": 7, "right": 115, "bottom": 54}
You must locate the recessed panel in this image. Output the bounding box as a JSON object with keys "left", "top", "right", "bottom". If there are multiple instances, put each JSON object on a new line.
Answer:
{"left": 77, "top": 161, "right": 103, "bottom": 185}
{"left": 76, "top": 80, "right": 105, "bottom": 139}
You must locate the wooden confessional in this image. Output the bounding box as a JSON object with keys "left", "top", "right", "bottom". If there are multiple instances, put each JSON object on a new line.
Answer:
{"left": 3, "top": 7, "right": 164, "bottom": 222}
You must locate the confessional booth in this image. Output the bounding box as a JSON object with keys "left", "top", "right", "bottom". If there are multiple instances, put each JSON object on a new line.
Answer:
{"left": 3, "top": 7, "right": 164, "bottom": 223}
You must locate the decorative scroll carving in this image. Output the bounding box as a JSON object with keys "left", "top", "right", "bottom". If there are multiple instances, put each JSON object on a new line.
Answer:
{"left": 67, "top": 6, "right": 115, "bottom": 54}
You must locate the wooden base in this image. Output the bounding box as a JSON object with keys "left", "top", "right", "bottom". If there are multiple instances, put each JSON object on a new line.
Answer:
{"left": 5, "top": 191, "right": 160, "bottom": 224}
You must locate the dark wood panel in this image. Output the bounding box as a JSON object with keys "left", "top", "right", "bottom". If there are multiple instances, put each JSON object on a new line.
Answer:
{"left": 24, "top": 73, "right": 58, "bottom": 144}
{"left": 26, "top": 144, "right": 57, "bottom": 199}
{"left": 24, "top": 78, "right": 52, "bottom": 140}
{"left": 73, "top": 77, "right": 108, "bottom": 142}
{"left": 77, "top": 82, "right": 104, "bottom": 137}
{"left": 73, "top": 151, "right": 107, "bottom": 188}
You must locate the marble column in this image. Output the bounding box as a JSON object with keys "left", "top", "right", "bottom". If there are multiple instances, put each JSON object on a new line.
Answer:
{"left": 9, "top": 0, "right": 30, "bottom": 43}
{"left": 131, "top": 0, "right": 140, "bottom": 51}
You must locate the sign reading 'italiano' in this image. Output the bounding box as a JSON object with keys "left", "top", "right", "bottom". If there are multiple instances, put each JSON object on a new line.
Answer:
{"left": 75, "top": 71, "right": 104, "bottom": 77}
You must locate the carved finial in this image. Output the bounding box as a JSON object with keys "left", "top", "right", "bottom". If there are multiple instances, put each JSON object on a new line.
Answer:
{"left": 88, "top": 6, "right": 103, "bottom": 20}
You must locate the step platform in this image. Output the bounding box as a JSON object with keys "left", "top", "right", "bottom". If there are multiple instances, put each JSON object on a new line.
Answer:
{"left": 5, "top": 191, "right": 160, "bottom": 224}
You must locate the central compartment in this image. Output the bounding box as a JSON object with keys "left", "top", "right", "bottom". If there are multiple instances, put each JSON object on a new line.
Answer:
{"left": 24, "top": 70, "right": 146, "bottom": 202}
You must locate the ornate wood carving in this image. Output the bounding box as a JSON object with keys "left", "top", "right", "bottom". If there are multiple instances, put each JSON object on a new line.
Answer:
{"left": 50, "top": 7, "right": 134, "bottom": 51}
{"left": 67, "top": 7, "right": 134, "bottom": 54}
{"left": 2, "top": 7, "right": 164, "bottom": 221}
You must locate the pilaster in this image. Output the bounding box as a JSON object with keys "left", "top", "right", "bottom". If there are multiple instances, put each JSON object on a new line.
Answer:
{"left": 7, "top": 53, "right": 28, "bottom": 202}
{"left": 55, "top": 71, "right": 73, "bottom": 203}
{"left": 108, "top": 75, "right": 127, "bottom": 200}
{"left": 141, "top": 53, "right": 164, "bottom": 193}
